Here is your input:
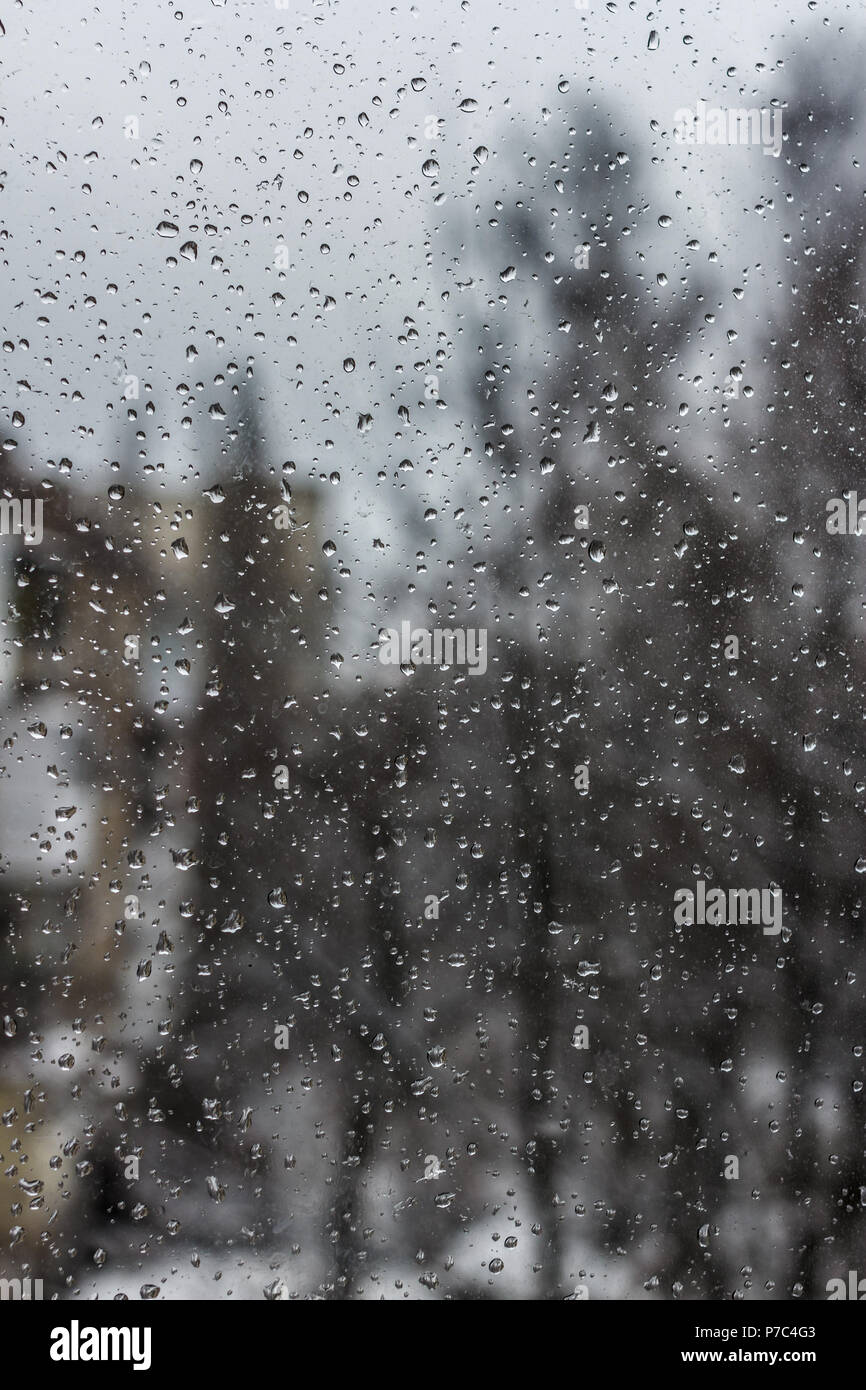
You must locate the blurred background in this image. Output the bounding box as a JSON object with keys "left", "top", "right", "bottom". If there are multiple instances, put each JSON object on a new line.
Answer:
{"left": 0, "top": 0, "right": 865, "bottom": 1299}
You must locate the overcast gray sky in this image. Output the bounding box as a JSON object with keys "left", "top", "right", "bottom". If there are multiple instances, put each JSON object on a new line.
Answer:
{"left": 2, "top": 0, "right": 862, "bottom": 644}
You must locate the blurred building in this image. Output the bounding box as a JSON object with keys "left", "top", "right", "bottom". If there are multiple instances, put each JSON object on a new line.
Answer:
{"left": 0, "top": 442, "right": 322, "bottom": 1283}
